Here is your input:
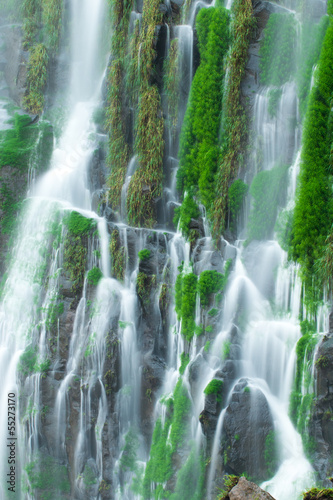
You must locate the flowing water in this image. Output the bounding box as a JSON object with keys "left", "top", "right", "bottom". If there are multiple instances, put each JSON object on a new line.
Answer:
{"left": 0, "top": 0, "right": 329, "bottom": 499}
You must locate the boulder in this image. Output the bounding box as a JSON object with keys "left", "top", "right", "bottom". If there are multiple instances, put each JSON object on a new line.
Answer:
{"left": 221, "top": 379, "right": 276, "bottom": 482}
{"left": 228, "top": 476, "right": 275, "bottom": 499}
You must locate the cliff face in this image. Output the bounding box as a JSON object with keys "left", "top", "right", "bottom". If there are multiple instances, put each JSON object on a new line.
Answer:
{"left": 0, "top": 0, "right": 333, "bottom": 499}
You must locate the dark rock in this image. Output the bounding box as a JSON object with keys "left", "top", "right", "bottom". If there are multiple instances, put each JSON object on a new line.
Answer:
{"left": 221, "top": 379, "right": 275, "bottom": 481}
{"left": 228, "top": 476, "right": 276, "bottom": 499}
{"left": 309, "top": 335, "right": 333, "bottom": 483}
{"left": 141, "top": 354, "right": 166, "bottom": 442}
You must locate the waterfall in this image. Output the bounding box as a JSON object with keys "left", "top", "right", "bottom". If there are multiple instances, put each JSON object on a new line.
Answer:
{"left": 0, "top": 0, "right": 331, "bottom": 498}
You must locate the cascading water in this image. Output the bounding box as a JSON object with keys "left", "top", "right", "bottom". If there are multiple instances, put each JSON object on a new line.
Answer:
{"left": 0, "top": 0, "right": 331, "bottom": 498}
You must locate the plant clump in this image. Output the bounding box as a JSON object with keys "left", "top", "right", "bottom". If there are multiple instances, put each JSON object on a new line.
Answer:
{"left": 87, "top": 266, "right": 103, "bottom": 286}
{"left": 177, "top": 5, "right": 230, "bottom": 212}
{"left": 23, "top": 43, "right": 49, "bottom": 115}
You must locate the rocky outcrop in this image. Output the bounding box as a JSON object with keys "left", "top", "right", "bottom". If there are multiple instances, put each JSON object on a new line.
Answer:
{"left": 310, "top": 334, "right": 333, "bottom": 483}
{"left": 227, "top": 476, "right": 275, "bottom": 500}
{"left": 221, "top": 379, "right": 276, "bottom": 482}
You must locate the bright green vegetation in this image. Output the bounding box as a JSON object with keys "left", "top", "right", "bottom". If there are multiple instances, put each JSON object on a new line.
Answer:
{"left": 204, "top": 379, "right": 223, "bottom": 402}
{"left": 259, "top": 13, "right": 296, "bottom": 86}
{"left": 18, "top": 346, "right": 51, "bottom": 376}
{"left": 291, "top": 18, "right": 333, "bottom": 297}
{"left": 138, "top": 249, "right": 151, "bottom": 261}
{"left": 120, "top": 428, "right": 139, "bottom": 472}
{"left": 142, "top": 378, "right": 192, "bottom": 498}
{"left": 0, "top": 114, "right": 39, "bottom": 168}
{"left": 289, "top": 320, "right": 318, "bottom": 456}
{"left": 213, "top": 0, "right": 253, "bottom": 237}
{"left": 247, "top": 165, "right": 288, "bottom": 241}
{"left": 197, "top": 270, "right": 226, "bottom": 307}
{"left": 264, "top": 430, "right": 278, "bottom": 478}
{"left": 110, "top": 228, "right": 125, "bottom": 281}
{"left": 297, "top": 17, "right": 329, "bottom": 118}
{"left": 175, "top": 264, "right": 198, "bottom": 341}
{"left": 175, "top": 261, "right": 231, "bottom": 340}
{"left": 179, "top": 352, "right": 190, "bottom": 375}
{"left": 127, "top": 86, "right": 164, "bottom": 227}
{"left": 267, "top": 88, "right": 282, "bottom": 118}
{"left": 87, "top": 267, "right": 103, "bottom": 286}
{"left": 164, "top": 39, "right": 180, "bottom": 134}
{"left": 84, "top": 333, "right": 96, "bottom": 357}
{"left": 173, "top": 193, "right": 200, "bottom": 238}
{"left": 18, "top": 346, "right": 37, "bottom": 376}
{"left": 63, "top": 212, "right": 95, "bottom": 296}
{"left": 275, "top": 208, "right": 294, "bottom": 253}
{"left": 24, "top": 455, "right": 70, "bottom": 499}
{"left": 222, "top": 340, "right": 231, "bottom": 360}
{"left": 177, "top": 6, "right": 230, "bottom": 211}
{"left": 228, "top": 179, "right": 248, "bottom": 226}
{"left": 23, "top": 44, "right": 49, "bottom": 115}
{"left": 63, "top": 211, "right": 95, "bottom": 235}
{"left": 170, "top": 447, "right": 205, "bottom": 500}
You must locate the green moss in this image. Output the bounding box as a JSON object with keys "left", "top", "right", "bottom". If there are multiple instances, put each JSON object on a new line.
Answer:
{"left": 297, "top": 17, "right": 329, "bottom": 118}
{"left": 248, "top": 164, "right": 288, "bottom": 241}
{"left": 197, "top": 270, "right": 226, "bottom": 307}
{"left": 127, "top": 86, "right": 164, "bottom": 227}
{"left": 259, "top": 13, "right": 296, "bottom": 86}
{"left": 0, "top": 113, "right": 39, "bottom": 168}
{"left": 204, "top": 379, "right": 223, "bottom": 402}
{"left": 110, "top": 228, "right": 126, "bottom": 281}
{"left": 164, "top": 39, "right": 180, "bottom": 135}
{"left": 142, "top": 379, "right": 192, "bottom": 498}
{"left": 177, "top": 6, "right": 230, "bottom": 211}
{"left": 173, "top": 193, "right": 200, "bottom": 238}
{"left": 136, "top": 272, "right": 156, "bottom": 306}
{"left": 175, "top": 265, "right": 198, "bottom": 341}
{"left": 303, "top": 488, "right": 333, "bottom": 499}
{"left": 291, "top": 18, "right": 333, "bottom": 294}
{"left": 138, "top": 249, "right": 151, "bottom": 261}
{"left": 267, "top": 88, "right": 282, "bottom": 118}
{"left": 170, "top": 448, "right": 205, "bottom": 500}
{"left": 208, "top": 307, "right": 218, "bottom": 317}
{"left": 24, "top": 454, "right": 70, "bottom": 499}
{"left": 23, "top": 43, "right": 49, "bottom": 115}
{"left": 63, "top": 235, "right": 87, "bottom": 296}
{"left": 228, "top": 179, "right": 248, "bottom": 226}
{"left": 213, "top": 0, "right": 253, "bottom": 237}
{"left": 120, "top": 428, "right": 139, "bottom": 472}
{"left": 179, "top": 352, "right": 190, "bottom": 375}
{"left": 289, "top": 320, "right": 318, "bottom": 457}
{"left": 87, "top": 267, "right": 103, "bottom": 286}
{"left": 105, "top": 60, "right": 129, "bottom": 209}
{"left": 18, "top": 346, "right": 37, "bottom": 376}
{"left": 264, "top": 430, "right": 278, "bottom": 478}
{"left": 63, "top": 211, "right": 95, "bottom": 236}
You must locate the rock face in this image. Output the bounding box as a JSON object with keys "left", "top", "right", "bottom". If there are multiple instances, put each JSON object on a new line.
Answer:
{"left": 221, "top": 379, "right": 276, "bottom": 482}
{"left": 310, "top": 334, "right": 333, "bottom": 483}
{"left": 228, "top": 477, "right": 276, "bottom": 500}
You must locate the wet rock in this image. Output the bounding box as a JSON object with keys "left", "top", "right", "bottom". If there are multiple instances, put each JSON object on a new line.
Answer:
{"left": 2, "top": 25, "right": 28, "bottom": 106}
{"left": 221, "top": 379, "right": 275, "bottom": 482}
{"left": 228, "top": 476, "right": 276, "bottom": 499}
{"left": 141, "top": 354, "right": 166, "bottom": 442}
{"left": 88, "top": 144, "right": 106, "bottom": 193}
{"left": 309, "top": 334, "right": 333, "bottom": 483}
